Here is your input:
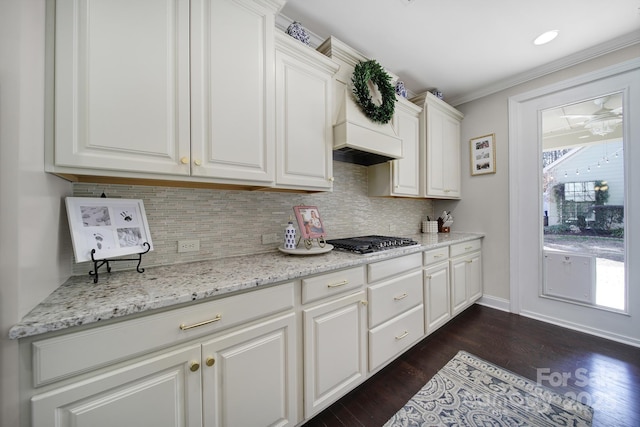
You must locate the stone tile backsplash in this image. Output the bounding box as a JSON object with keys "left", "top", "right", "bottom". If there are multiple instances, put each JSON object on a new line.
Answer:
{"left": 72, "top": 161, "right": 434, "bottom": 274}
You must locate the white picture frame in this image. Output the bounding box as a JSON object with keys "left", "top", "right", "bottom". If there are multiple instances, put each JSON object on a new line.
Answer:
{"left": 65, "top": 197, "right": 153, "bottom": 263}
{"left": 470, "top": 133, "right": 496, "bottom": 175}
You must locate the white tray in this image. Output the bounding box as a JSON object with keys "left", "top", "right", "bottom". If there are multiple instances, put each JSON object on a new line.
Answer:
{"left": 278, "top": 244, "right": 333, "bottom": 255}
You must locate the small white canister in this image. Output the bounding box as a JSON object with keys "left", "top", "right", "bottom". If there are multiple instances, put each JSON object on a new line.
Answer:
{"left": 422, "top": 220, "right": 438, "bottom": 233}
{"left": 284, "top": 218, "right": 297, "bottom": 249}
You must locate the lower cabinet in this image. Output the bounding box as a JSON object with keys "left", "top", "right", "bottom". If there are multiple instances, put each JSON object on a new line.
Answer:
{"left": 32, "top": 344, "right": 204, "bottom": 427}
{"left": 201, "top": 313, "right": 297, "bottom": 427}
{"left": 424, "top": 261, "right": 451, "bottom": 334}
{"left": 31, "top": 313, "right": 297, "bottom": 427}
{"left": 450, "top": 240, "right": 483, "bottom": 316}
{"left": 302, "top": 290, "right": 367, "bottom": 418}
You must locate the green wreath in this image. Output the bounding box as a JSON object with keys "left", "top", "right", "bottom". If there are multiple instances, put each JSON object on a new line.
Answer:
{"left": 351, "top": 60, "right": 396, "bottom": 124}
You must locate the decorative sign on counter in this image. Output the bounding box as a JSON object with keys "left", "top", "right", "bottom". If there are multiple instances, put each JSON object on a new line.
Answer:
{"left": 65, "top": 197, "right": 153, "bottom": 263}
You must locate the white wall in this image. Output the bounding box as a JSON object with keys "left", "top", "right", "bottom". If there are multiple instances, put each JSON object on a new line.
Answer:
{"left": 0, "top": 1, "right": 72, "bottom": 425}
{"left": 436, "top": 45, "right": 640, "bottom": 308}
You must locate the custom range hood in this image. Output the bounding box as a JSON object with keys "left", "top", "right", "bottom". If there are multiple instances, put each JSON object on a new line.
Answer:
{"left": 318, "top": 37, "right": 403, "bottom": 166}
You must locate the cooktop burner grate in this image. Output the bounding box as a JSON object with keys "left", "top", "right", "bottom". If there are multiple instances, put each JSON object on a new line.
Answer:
{"left": 326, "top": 235, "right": 419, "bottom": 254}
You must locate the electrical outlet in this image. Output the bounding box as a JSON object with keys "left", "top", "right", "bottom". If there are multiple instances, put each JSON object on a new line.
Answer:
{"left": 178, "top": 239, "right": 200, "bottom": 253}
{"left": 261, "top": 233, "right": 279, "bottom": 245}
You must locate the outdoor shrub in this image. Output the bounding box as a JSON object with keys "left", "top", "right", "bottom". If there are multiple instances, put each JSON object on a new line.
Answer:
{"left": 612, "top": 228, "right": 624, "bottom": 238}
{"left": 545, "top": 224, "right": 571, "bottom": 234}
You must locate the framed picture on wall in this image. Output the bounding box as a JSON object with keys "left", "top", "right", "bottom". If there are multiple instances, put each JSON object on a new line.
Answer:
{"left": 65, "top": 197, "right": 153, "bottom": 262}
{"left": 470, "top": 133, "right": 496, "bottom": 175}
{"left": 293, "top": 205, "right": 326, "bottom": 239}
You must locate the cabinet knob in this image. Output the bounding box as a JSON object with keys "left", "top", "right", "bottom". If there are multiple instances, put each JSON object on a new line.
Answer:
{"left": 180, "top": 156, "right": 189, "bottom": 165}
{"left": 190, "top": 361, "right": 200, "bottom": 372}
{"left": 360, "top": 300, "right": 368, "bottom": 306}
{"left": 328, "top": 176, "right": 335, "bottom": 182}
{"left": 206, "top": 357, "right": 215, "bottom": 367}
{"left": 194, "top": 159, "right": 202, "bottom": 166}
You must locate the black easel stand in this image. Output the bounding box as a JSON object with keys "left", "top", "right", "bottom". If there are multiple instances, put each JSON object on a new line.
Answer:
{"left": 89, "top": 242, "right": 151, "bottom": 284}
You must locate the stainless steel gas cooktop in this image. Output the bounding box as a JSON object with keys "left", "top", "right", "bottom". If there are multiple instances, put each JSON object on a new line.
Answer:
{"left": 325, "top": 235, "right": 419, "bottom": 254}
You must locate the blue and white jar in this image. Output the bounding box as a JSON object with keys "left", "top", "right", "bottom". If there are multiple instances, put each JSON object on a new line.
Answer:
{"left": 395, "top": 80, "right": 407, "bottom": 98}
{"left": 284, "top": 220, "right": 297, "bottom": 249}
{"left": 286, "top": 21, "right": 310, "bottom": 46}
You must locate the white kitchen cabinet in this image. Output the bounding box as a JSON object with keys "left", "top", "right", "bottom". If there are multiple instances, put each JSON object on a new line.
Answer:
{"left": 412, "top": 92, "right": 464, "bottom": 199}
{"left": 190, "top": 0, "right": 278, "bottom": 184}
{"left": 49, "top": 0, "right": 285, "bottom": 187}
{"left": 368, "top": 97, "right": 422, "bottom": 197}
{"left": 303, "top": 290, "right": 367, "bottom": 418}
{"left": 424, "top": 261, "right": 451, "bottom": 334}
{"left": 367, "top": 253, "right": 423, "bottom": 372}
{"left": 32, "top": 344, "right": 203, "bottom": 427}
{"left": 274, "top": 32, "right": 339, "bottom": 191}
{"left": 26, "top": 283, "right": 296, "bottom": 427}
{"left": 51, "top": 0, "right": 192, "bottom": 176}
{"left": 450, "top": 240, "right": 483, "bottom": 315}
{"left": 201, "top": 313, "right": 297, "bottom": 427}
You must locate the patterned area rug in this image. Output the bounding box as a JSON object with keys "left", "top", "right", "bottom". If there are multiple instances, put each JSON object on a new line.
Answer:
{"left": 384, "top": 351, "right": 593, "bottom": 427}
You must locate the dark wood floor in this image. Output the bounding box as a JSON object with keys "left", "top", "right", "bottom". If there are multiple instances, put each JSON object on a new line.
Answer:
{"left": 303, "top": 304, "right": 640, "bottom": 427}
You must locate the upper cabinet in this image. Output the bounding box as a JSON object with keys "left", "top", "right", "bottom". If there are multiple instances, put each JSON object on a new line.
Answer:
{"left": 52, "top": 0, "right": 192, "bottom": 177}
{"left": 190, "top": 0, "right": 279, "bottom": 184}
{"left": 412, "top": 92, "right": 464, "bottom": 199}
{"left": 368, "top": 97, "right": 422, "bottom": 197}
{"left": 49, "top": 0, "right": 287, "bottom": 188}
{"left": 274, "top": 32, "right": 339, "bottom": 191}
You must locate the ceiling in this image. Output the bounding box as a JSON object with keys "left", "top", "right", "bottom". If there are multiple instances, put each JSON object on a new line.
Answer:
{"left": 278, "top": 0, "right": 640, "bottom": 106}
{"left": 542, "top": 93, "right": 623, "bottom": 149}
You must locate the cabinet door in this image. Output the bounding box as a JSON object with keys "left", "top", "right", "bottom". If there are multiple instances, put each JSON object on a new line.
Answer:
{"left": 467, "top": 252, "right": 483, "bottom": 303}
{"left": 201, "top": 313, "right": 297, "bottom": 427}
{"left": 450, "top": 256, "right": 468, "bottom": 316}
{"left": 450, "top": 251, "right": 483, "bottom": 315}
{"left": 190, "top": 0, "right": 276, "bottom": 184}
{"left": 391, "top": 103, "right": 421, "bottom": 196}
{"left": 275, "top": 35, "right": 337, "bottom": 190}
{"left": 426, "top": 106, "right": 461, "bottom": 198}
{"left": 303, "top": 291, "right": 367, "bottom": 418}
{"left": 54, "top": 0, "right": 191, "bottom": 175}
{"left": 31, "top": 344, "right": 202, "bottom": 427}
{"left": 424, "top": 262, "right": 451, "bottom": 333}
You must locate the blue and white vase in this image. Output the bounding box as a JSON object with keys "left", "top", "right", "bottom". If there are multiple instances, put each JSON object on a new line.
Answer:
{"left": 284, "top": 220, "right": 297, "bottom": 249}
{"left": 395, "top": 80, "right": 407, "bottom": 98}
{"left": 286, "top": 21, "right": 310, "bottom": 46}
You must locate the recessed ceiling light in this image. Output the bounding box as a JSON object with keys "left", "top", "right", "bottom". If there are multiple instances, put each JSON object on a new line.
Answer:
{"left": 534, "top": 30, "right": 559, "bottom": 46}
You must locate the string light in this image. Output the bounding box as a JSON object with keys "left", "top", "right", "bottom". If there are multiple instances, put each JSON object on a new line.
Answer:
{"left": 546, "top": 146, "right": 623, "bottom": 183}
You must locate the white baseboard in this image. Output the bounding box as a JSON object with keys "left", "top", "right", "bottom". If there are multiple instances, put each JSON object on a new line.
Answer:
{"left": 476, "top": 295, "right": 511, "bottom": 312}
{"left": 519, "top": 310, "right": 640, "bottom": 348}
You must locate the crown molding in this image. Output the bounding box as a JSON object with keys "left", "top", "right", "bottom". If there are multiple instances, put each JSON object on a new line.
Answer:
{"left": 448, "top": 31, "right": 640, "bottom": 107}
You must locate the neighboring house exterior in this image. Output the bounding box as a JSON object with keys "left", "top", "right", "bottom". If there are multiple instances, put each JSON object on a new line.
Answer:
{"left": 543, "top": 139, "right": 624, "bottom": 227}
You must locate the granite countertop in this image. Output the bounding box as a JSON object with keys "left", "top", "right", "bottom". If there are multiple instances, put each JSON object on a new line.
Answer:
{"left": 9, "top": 232, "right": 483, "bottom": 339}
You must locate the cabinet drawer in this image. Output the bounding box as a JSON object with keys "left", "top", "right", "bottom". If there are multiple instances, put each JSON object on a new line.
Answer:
{"left": 368, "top": 305, "right": 424, "bottom": 372}
{"left": 423, "top": 246, "right": 449, "bottom": 265}
{"left": 368, "top": 270, "right": 422, "bottom": 328}
{"left": 301, "top": 266, "right": 365, "bottom": 305}
{"left": 367, "top": 252, "right": 422, "bottom": 283}
{"left": 32, "top": 283, "right": 295, "bottom": 387}
{"left": 450, "top": 239, "right": 482, "bottom": 257}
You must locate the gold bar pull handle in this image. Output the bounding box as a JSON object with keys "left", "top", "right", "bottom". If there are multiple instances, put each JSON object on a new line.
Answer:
{"left": 395, "top": 331, "right": 409, "bottom": 340}
{"left": 327, "top": 280, "right": 348, "bottom": 288}
{"left": 179, "top": 314, "right": 222, "bottom": 331}
{"left": 394, "top": 293, "right": 408, "bottom": 301}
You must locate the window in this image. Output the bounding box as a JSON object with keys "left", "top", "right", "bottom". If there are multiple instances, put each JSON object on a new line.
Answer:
{"left": 564, "top": 181, "right": 595, "bottom": 202}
